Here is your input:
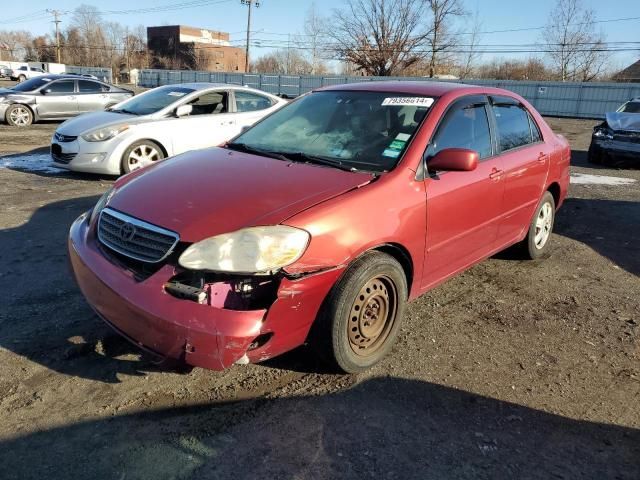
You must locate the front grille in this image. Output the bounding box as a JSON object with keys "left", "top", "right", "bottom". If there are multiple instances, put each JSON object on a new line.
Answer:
{"left": 51, "top": 143, "right": 76, "bottom": 164}
{"left": 98, "top": 208, "right": 179, "bottom": 263}
{"left": 613, "top": 131, "right": 640, "bottom": 144}
{"left": 54, "top": 132, "right": 77, "bottom": 143}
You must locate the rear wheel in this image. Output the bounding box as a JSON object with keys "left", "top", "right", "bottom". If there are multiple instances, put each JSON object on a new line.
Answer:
{"left": 5, "top": 104, "right": 33, "bottom": 127}
{"left": 311, "top": 251, "right": 407, "bottom": 373}
{"left": 522, "top": 191, "right": 555, "bottom": 260}
{"left": 121, "top": 140, "right": 164, "bottom": 174}
{"left": 18, "top": 74, "right": 26, "bottom": 82}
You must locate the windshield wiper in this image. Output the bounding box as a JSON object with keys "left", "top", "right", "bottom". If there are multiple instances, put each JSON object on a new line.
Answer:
{"left": 273, "top": 151, "right": 358, "bottom": 172}
{"left": 112, "top": 108, "right": 139, "bottom": 115}
{"left": 225, "top": 142, "right": 289, "bottom": 161}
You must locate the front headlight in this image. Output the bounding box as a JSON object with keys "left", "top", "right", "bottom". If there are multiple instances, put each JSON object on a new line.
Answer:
{"left": 178, "top": 226, "right": 310, "bottom": 274}
{"left": 82, "top": 124, "right": 129, "bottom": 142}
{"left": 90, "top": 187, "right": 115, "bottom": 223}
{"left": 593, "top": 127, "right": 613, "bottom": 140}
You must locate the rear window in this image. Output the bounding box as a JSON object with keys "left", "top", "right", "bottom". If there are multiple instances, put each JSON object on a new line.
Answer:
{"left": 492, "top": 104, "right": 534, "bottom": 151}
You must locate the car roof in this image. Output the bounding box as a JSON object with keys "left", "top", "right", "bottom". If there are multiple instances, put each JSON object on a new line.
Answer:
{"left": 171, "top": 82, "right": 276, "bottom": 94}
{"left": 33, "top": 74, "right": 102, "bottom": 81}
{"left": 317, "top": 80, "right": 475, "bottom": 97}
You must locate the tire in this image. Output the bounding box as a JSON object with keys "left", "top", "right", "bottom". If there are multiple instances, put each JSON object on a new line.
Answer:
{"left": 522, "top": 191, "right": 556, "bottom": 260}
{"left": 5, "top": 104, "right": 33, "bottom": 127}
{"left": 18, "top": 75, "right": 26, "bottom": 82}
{"left": 121, "top": 140, "right": 165, "bottom": 174}
{"left": 587, "top": 144, "right": 601, "bottom": 164}
{"left": 310, "top": 251, "right": 408, "bottom": 373}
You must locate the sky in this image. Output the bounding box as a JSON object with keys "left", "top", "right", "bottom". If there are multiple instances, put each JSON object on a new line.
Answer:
{"left": 2, "top": 0, "right": 639, "bottom": 70}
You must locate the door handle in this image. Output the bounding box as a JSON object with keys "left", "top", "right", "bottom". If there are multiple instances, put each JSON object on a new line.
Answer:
{"left": 489, "top": 168, "right": 503, "bottom": 180}
{"left": 537, "top": 152, "right": 549, "bottom": 163}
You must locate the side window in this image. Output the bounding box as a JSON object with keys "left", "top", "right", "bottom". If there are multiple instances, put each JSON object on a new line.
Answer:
{"left": 492, "top": 103, "right": 533, "bottom": 151}
{"left": 235, "top": 91, "right": 273, "bottom": 113}
{"left": 187, "top": 91, "right": 228, "bottom": 115}
{"left": 427, "top": 102, "right": 492, "bottom": 160}
{"left": 46, "top": 80, "right": 75, "bottom": 94}
{"left": 528, "top": 112, "right": 542, "bottom": 143}
{"left": 78, "top": 80, "right": 102, "bottom": 93}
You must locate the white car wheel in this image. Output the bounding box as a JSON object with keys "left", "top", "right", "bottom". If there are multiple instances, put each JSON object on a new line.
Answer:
{"left": 122, "top": 141, "right": 165, "bottom": 174}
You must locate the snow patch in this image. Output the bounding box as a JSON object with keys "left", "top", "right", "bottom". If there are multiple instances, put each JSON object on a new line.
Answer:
{"left": 570, "top": 173, "right": 637, "bottom": 186}
{"left": 0, "top": 153, "right": 65, "bottom": 174}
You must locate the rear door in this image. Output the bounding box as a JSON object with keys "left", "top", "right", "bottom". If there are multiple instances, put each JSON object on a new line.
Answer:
{"left": 37, "top": 79, "right": 77, "bottom": 118}
{"left": 230, "top": 90, "right": 278, "bottom": 135}
{"left": 77, "top": 79, "right": 110, "bottom": 113}
{"left": 422, "top": 95, "right": 505, "bottom": 289}
{"left": 489, "top": 96, "right": 550, "bottom": 245}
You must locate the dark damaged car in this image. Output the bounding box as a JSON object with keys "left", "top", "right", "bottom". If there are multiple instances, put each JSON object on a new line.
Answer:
{"left": 588, "top": 98, "right": 640, "bottom": 166}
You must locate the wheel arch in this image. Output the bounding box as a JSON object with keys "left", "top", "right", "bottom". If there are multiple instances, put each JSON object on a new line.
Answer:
{"left": 546, "top": 182, "right": 561, "bottom": 209}
{"left": 370, "top": 242, "right": 414, "bottom": 296}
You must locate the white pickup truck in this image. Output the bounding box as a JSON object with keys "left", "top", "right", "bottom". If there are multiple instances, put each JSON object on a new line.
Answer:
{"left": 10, "top": 66, "right": 46, "bottom": 82}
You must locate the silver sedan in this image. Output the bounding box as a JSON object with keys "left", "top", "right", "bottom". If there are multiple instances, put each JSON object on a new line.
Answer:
{"left": 0, "top": 74, "right": 133, "bottom": 127}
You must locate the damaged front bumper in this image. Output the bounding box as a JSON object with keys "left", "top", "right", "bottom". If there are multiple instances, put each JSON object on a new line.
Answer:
{"left": 68, "top": 213, "right": 343, "bottom": 370}
{"left": 590, "top": 138, "right": 640, "bottom": 163}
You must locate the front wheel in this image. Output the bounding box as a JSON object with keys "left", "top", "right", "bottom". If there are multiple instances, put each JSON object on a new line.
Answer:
{"left": 522, "top": 191, "right": 556, "bottom": 260}
{"left": 121, "top": 140, "right": 165, "bottom": 174}
{"left": 311, "top": 251, "right": 407, "bottom": 373}
{"left": 5, "top": 104, "right": 33, "bottom": 127}
{"left": 18, "top": 74, "right": 26, "bottom": 82}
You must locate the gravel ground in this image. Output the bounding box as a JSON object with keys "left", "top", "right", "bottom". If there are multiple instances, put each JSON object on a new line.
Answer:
{"left": 0, "top": 94, "right": 638, "bottom": 479}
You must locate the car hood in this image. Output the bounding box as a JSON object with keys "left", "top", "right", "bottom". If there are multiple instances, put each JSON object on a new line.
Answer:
{"left": 109, "top": 147, "right": 374, "bottom": 242}
{"left": 606, "top": 112, "right": 640, "bottom": 132}
{"left": 56, "top": 110, "right": 146, "bottom": 135}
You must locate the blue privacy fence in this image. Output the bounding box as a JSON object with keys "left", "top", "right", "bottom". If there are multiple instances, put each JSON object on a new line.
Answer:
{"left": 137, "top": 69, "right": 640, "bottom": 119}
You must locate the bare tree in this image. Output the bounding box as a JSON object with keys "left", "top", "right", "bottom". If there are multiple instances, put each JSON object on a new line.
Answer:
{"left": 303, "top": 2, "right": 329, "bottom": 74}
{"left": 252, "top": 49, "right": 313, "bottom": 75}
{"left": 0, "top": 31, "right": 32, "bottom": 61}
{"left": 425, "top": 0, "right": 466, "bottom": 78}
{"left": 457, "top": 9, "right": 481, "bottom": 79}
{"left": 476, "top": 57, "right": 553, "bottom": 81}
{"left": 329, "top": 0, "right": 433, "bottom": 76}
{"left": 542, "top": 0, "right": 608, "bottom": 81}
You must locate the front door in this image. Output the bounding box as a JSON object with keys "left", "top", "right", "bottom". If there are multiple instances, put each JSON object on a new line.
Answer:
{"left": 421, "top": 96, "right": 505, "bottom": 290}
{"left": 37, "top": 79, "right": 77, "bottom": 118}
{"left": 170, "top": 90, "right": 237, "bottom": 153}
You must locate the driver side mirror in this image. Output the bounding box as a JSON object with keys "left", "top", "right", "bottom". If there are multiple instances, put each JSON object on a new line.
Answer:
{"left": 175, "top": 104, "right": 192, "bottom": 117}
{"left": 41, "top": 88, "right": 52, "bottom": 95}
{"left": 428, "top": 148, "right": 479, "bottom": 172}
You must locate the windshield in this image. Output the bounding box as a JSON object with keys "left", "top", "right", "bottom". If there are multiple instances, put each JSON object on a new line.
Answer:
{"left": 231, "top": 90, "right": 434, "bottom": 172}
{"left": 111, "top": 85, "right": 195, "bottom": 115}
{"left": 11, "top": 77, "right": 52, "bottom": 92}
{"left": 619, "top": 102, "right": 640, "bottom": 114}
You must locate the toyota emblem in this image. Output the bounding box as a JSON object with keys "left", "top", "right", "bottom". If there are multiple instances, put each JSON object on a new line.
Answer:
{"left": 119, "top": 222, "right": 136, "bottom": 241}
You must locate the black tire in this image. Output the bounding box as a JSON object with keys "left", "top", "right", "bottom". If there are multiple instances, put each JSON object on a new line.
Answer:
{"left": 310, "top": 251, "right": 408, "bottom": 373}
{"left": 522, "top": 191, "right": 556, "bottom": 260}
{"left": 587, "top": 144, "right": 601, "bottom": 164}
{"left": 121, "top": 140, "right": 165, "bottom": 174}
{"left": 5, "top": 104, "right": 33, "bottom": 127}
{"left": 18, "top": 74, "right": 26, "bottom": 82}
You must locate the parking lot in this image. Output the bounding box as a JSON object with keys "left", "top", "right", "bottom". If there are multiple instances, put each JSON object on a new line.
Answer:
{"left": 0, "top": 79, "right": 639, "bottom": 478}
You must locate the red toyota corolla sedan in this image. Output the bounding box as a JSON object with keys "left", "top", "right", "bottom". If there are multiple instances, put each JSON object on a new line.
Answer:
{"left": 68, "top": 81, "right": 570, "bottom": 373}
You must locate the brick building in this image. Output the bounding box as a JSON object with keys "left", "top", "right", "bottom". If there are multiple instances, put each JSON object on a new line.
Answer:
{"left": 147, "top": 25, "right": 246, "bottom": 72}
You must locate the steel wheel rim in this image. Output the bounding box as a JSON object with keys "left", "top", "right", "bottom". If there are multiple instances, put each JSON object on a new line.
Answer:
{"left": 348, "top": 275, "right": 398, "bottom": 356}
{"left": 127, "top": 144, "right": 160, "bottom": 170}
{"left": 9, "top": 107, "right": 30, "bottom": 126}
{"left": 534, "top": 201, "right": 553, "bottom": 249}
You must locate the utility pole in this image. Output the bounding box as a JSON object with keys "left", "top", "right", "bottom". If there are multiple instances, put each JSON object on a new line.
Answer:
{"left": 241, "top": 0, "right": 260, "bottom": 72}
{"left": 47, "top": 9, "right": 62, "bottom": 64}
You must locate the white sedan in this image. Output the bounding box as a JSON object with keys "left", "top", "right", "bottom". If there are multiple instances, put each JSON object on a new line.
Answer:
{"left": 51, "top": 83, "right": 287, "bottom": 175}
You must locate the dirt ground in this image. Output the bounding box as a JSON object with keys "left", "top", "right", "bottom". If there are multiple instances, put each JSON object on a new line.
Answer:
{"left": 0, "top": 85, "right": 638, "bottom": 479}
